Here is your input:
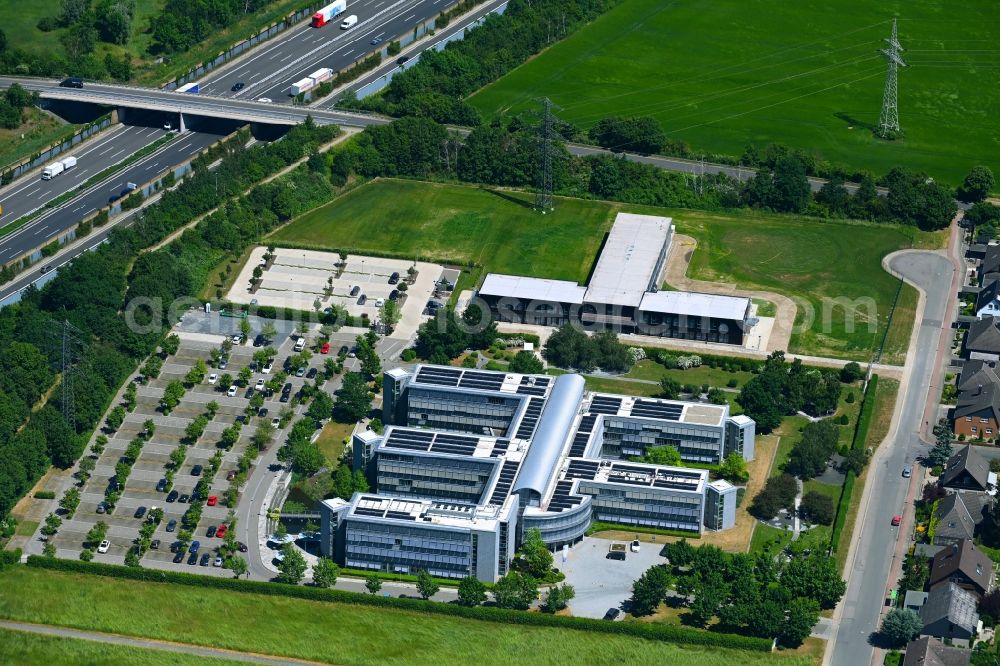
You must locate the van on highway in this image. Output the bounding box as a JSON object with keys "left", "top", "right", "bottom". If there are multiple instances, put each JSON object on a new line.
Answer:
{"left": 340, "top": 14, "right": 358, "bottom": 29}
{"left": 60, "top": 77, "right": 83, "bottom": 88}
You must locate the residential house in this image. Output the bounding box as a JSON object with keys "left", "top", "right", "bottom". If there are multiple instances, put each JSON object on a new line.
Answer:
{"left": 902, "top": 636, "right": 971, "bottom": 666}
{"left": 920, "top": 582, "right": 980, "bottom": 643}
{"left": 964, "top": 320, "right": 1000, "bottom": 362}
{"left": 976, "top": 280, "right": 1000, "bottom": 319}
{"left": 953, "top": 377, "right": 1000, "bottom": 439}
{"left": 932, "top": 494, "right": 992, "bottom": 547}
{"left": 979, "top": 245, "right": 1000, "bottom": 285}
{"left": 929, "top": 539, "right": 994, "bottom": 598}
{"left": 940, "top": 445, "right": 993, "bottom": 493}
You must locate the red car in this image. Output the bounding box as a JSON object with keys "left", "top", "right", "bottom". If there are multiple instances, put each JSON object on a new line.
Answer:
{"left": 321, "top": 342, "right": 330, "bottom": 354}
{"left": 891, "top": 515, "right": 902, "bottom": 527}
{"left": 207, "top": 495, "right": 218, "bottom": 506}
{"left": 216, "top": 524, "right": 227, "bottom": 538}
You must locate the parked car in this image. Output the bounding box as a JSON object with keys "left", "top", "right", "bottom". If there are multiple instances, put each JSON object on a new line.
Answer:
{"left": 902, "top": 466, "right": 912, "bottom": 478}
{"left": 256, "top": 97, "right": 272, "bottom": 103}
{"left": 97, "top": 540, "right": 111, "bottom": 553}
{"left": 279, "top": 393, "right": 290, "bottom": 403}
{"left": 891, "top": 515, "right": 902, "bottom": 526}
{"left": 208, "top": 373, "right": 218, "bottom": 385}
{"left": 150, "top": 539, "right": 161, "bottom": 550}
{"left": 339, "top": 345, "right": 349, "bottom": 355}
{"left": 255, "top": 379, "right": 265, "bottom": 390}
{"left": 218, "top": 357, "right": 229, "bottom": 370}
{"left": 206, "top": 525, "right": 217, "bottom": 538}
{"left": 216, "top": 524, "right": 228, "bottom": 538}
{"left": 227, "top": 470, "right": 237, "bottom": 481}
{"left": 96, "top": 502, "right": 106, "bottom": 514}
{"left": 227, "top": 385, "right": 238, "bottom": 397}
{"left": 357, "top": 294, "right": 367, "bottom": 306}
{"left": 199, "top": 552, "right": 211, "bottom": 566}
{"left": 253, "top": 334, "right": 266, "bottom": 347}
{"left": 191, "top": 464, "right": 203, "bottom": 476}
{"left": 189, "top": 540, "right": 201, "bottom": 553}
{"left": 630, "top": 539, "right": 641, "bottom": 553}
{"left": 213, "top": 556, "right": 224, "bottom": 567}
{"left": 271, "top": 417, "right": 281, "bottom": 428}
{"left": 173, "top": 551, "right": 185, "bottom": 563}
{"left": 350, "top": 286, "right": 360, "bottom": 297}
{"left": 166, "top": 490, "right": 179, "bottom": 503}
{"left": 603, "top": 608, "right": 622, "bottom": 621}
{"left": 258, "top": 407, "right": 269, "bottom": 418}
{"left": 296, "top": 367, "right": 306, "bottom": 377}
{"left": 166, "top": 519, "right": 177, "bottom": 532}
{"left": 321, "top": 342, "right": 330, "bottom": 354}
{"left": 262, "top": 361, "right": 273, "bottom": 374}
{"left": 134, "top": 506, "right": 147, "bottom": 519}
{"left": 207, "top": 495, "right": 218, "bottom": 506}
{"left": 375, "top": 298, "right": 385, "bottom": 307}
{"left": 156, "top": 479, "right": 167, "bottom": 492}
{"left": 389, "top": 289, "right": 399, "bottom": 301}
{"left": 231, "top": 333, "right": 243, "bottom": 344}
{"left": 237, "top": 541, "right": 248, "bottom": 553}
{"left": 178, "top": 494, "right": 190, "bottom": 504}
{"left": 307, "top": 367, "right": 318, "bottom": 379}
{"left": 389, "top": 272, "right": 400, "bottom": 284}
{"left": 282, "top": 382, "right": 293, "bottom": 394}
{"left": 187, "top": 552, "right": 198, "bottom": 565}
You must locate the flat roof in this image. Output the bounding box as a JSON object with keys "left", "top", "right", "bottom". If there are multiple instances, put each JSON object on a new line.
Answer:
{"left": 480, "top": 273, "right": 586, "bottom": 304}
{"left": 584, "top": 213, "right": 672, "bottom": 307}
{"left": 639, "top": 290, "right": 750, "bottom": 322}
{"left": 348, "top": 494, "right": 512, "bottom": 529}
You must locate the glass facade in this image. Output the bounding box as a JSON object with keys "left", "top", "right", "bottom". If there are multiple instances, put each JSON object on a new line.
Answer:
{"left": 377, "top": 453, "right": 495, "bottom": 503}
{"left": 345, "top": 520, "right": 474, "bottom": 579}
{"left": 580, "top": 481, "right": 702, "bottom": 532}
{"left": 601, "top": 417, "right": 725, "bottom": 464}
{"left": 522, "top": 501, "right": 592, "bottom": 547}
{"left": 406, "top": 387, "right": 520, "bottom": 435}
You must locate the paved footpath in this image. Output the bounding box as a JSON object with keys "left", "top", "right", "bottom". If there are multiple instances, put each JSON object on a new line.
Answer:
{"left": 0, "top": 619, "right": 324, "bottom": 664}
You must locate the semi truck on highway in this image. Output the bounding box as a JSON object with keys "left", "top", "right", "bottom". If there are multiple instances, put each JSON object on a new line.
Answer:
{"left": 311, "top": 0, "right": 347, "bottom": 27}
{"left": 41, "top": 156, "right": 77, "bottom": 180}
{"left": 290, "top": 68, "right": 334, "bottom": 96}
{"left": 290, "top": 78, "right": 314, "bottom": 96}
{"left": 176, "top": 82, "right": 200, "bottom": 94}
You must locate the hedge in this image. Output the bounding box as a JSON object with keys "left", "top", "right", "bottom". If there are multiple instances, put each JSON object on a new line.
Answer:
{"left": 642, "top": 348, "right": 762, "bottom": 373}
{"left": 33, "top": 491, "right": 56, "bottom": 500}
{"left": 0, "top": 548, "right": 21, "bottom": 569}
{"left": 829, "top": 374, "right": 879, "bottom": 553}
{"left": 586, "top": 521, "right": 702, "bottom": 540}
{"left": 24, "top": 557, "right": 770, "bottom": 651}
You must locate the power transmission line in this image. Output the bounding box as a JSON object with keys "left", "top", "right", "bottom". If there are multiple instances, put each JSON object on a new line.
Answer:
{"left": 876, "top": 18, "right": 906, "bottom": 139}
{"left": 535, "top": 98, "right": 558, "bottom": 213}
{"left": 60, "top": 320, "right": 87, "bottom": 428}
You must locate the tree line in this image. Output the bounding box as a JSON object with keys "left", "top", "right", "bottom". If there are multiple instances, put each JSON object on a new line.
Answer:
{"left": 0, "top": 120, "right": 338, "bottom": 524}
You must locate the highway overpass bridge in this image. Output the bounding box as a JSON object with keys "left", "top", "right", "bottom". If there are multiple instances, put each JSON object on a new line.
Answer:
{"left": 0, "top": 77, "right": 388, "bottom": 130}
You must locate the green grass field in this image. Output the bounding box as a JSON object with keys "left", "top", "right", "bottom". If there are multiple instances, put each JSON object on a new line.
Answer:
{"left": 0, "top": 108, "right": 82, "bottom": 170}
{"left": 0, "top": 627, "right": 234, "bottom": 666}
{"left": 0, "top": 566, "right": 812, "bottom": 666}
{"left": 271, "top": 179, "right": 939, "bottom": 361}
{"left": 468, "top": 0, "right": 999, "bottom": 186}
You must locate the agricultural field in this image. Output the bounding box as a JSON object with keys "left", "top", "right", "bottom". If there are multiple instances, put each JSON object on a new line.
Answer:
{"left": 468, "top": 0, "right": 1000, "bottom": 187}
{"left": 0, "top": 566, "right": 813, "bottom": 666}
{"left": 272, "top": 178, "right": 940, "bottom": 361}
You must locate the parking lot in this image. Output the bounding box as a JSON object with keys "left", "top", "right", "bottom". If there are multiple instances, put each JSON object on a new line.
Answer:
{"left": 48, "top": 327, "right": 343, "bottom": 572}
{"left": 225, "top": 247, "right": 443, "bottom": 330}
{"left": 559, "top": 536, "right": 668, "bottom": 619}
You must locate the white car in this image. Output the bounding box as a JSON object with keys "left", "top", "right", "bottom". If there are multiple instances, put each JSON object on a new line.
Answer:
{"left": 227, "top": 385, "right": 238, "bottom": 397}
{"left": 208, "top": 373, "right": 218, "bottom": 385}
{"left": 256, "top": 97, "right": 272, "bottom": 104}
{"left": 213, "top": 556, "right": 224, "bottom": 567}
{"left": 231, "top": 333, "right": 243, "bottom": 344}
{"left": 375, "top": 298, "right": 385, "bottom": 307}
{"left": 630, "top": 539, "right": 641, "bottom": 553}
{"left": 271, "top": 417, "right": 281, "bottom": 428}
{"left": 255, "top": 379, "right": 265, "bottom": 391}
{"left": 262, "top": 361, "right": 273, "bottom": 374}
{"left": 97, "top": 540, "right": 111, "bottom": 554}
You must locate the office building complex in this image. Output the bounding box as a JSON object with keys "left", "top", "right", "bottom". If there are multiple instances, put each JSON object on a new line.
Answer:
{"left": 477, "top": 213, "right": 754, "bottom": 345}
{"left": 320, "top": 364, "right": 755, "bottom": 582}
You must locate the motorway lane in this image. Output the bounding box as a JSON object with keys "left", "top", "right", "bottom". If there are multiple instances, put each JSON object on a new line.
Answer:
{"left": 830, "top": 251, "right": 954, "bottom": 666}
{"left": 202, "top": 0, "right": 449, "bottom": 103}
{"left": 0, "top": 125, "right": 169, "bottom": 225}
{"left": 0, "top": 130, "right": 223, "bottom": 263}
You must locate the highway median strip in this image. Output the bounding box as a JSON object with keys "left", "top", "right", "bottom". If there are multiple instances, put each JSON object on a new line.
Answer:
{"left": 0, "top": 134, "right": 175, "bottom": 244}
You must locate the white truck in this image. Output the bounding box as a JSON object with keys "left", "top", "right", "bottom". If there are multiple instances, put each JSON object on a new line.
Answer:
{"left": 41, "top": 155, "right": 77, "bottom": 180}
{"left": 290, "top": 77, "right": 314, "bottom": 96}
{"left": 309, "top": 67, "right": 334, "bottom": 86}
{"left": 340, "top": 14, "right": 358, "bottom": 29}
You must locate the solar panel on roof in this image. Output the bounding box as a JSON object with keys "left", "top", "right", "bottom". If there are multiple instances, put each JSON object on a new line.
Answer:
{"left": 489, "top": 439, "right": 510, "bottom": 457}
{"left": 353, "top": 507, "right": 386, "bottom": 517}
{"left": 430, "top": 433, "right": 480, "bottom": 456}
{"left": 416, "top": 367, "right": 461, "bottom": 386}
{"left": 384, "top": 429, "right": 434, "bottom": 451}
{"left": 589, "top": 396, "right": 622, "bottom": 415}
{"left": 385, "top": 511, "right": 417, "bottom": 521}
{"left": 458, "top": 370, "right": 505, "bottom": 391}
{"left": 489, "top": 460, "right": 520, "bottom": 504}
{"left": 629, "top": 399, "right": 683, "bottom": 420}
{"left": 515, "top": 397, "right": 545, "bottom": 439}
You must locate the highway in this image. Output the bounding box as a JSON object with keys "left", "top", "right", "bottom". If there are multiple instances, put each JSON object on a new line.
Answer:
{"left": 0, "top": 129, "right": 224, "bottom": 265}
{"left": 201, "top": 0, "right": 455, "bottom": 103}
{"left": 0, "top": 123, "right": 169, "bottom": 226}
{"left": 829, "top": 249, "right": 956, "bottom": 666}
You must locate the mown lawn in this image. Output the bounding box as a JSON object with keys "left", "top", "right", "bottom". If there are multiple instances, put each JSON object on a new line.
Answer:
{"left": 0, "top": 107, "right": 81, "bottom": 170}
{"left": 624, "top": 359, "right": 755, "bottom": 388}
{"left": 271, "top": 179, "right": 939, "bottom": 362}
{"left": 469, "top": 0, "right": 1000, "bottom": 188}
{"left": 0, "top": 566, "right": 812, "bottom": 666}
{"left": 0, "top": 627, "right": 234, "bottom": 666}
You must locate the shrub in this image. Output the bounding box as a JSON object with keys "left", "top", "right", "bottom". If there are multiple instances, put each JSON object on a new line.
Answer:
{"left": 800, "top": 491, "right": 835, "bottom": 525}
{"left": 34, "top": 491, "right": 56, "bottom": 500}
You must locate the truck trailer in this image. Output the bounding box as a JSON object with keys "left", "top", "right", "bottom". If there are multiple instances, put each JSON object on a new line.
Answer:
{"left": 311, "top": 0, "right": 347, "bottom": 27}
{"left": 176, "top": 82, "right": 200, "bottom": 94}
{"left": 309, "top": 68, "right": 334, "bottom": 86}
{"left": 290, "top": 77, "right": 314, "bottom": 96}
{"left": 41, "top": 156, "right": 77, "bottom": 180}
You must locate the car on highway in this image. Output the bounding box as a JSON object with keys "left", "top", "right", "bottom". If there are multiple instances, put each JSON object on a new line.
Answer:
{"left": 60, "top": 77, "right": 84, "bottom": 88}
{"left": 227, "top": 385, "right": 238, "bottom": 397}
{"left": 173, "top": 551, "right": 185, "bottom": 563}
{"left": 134, "top": 506, "right": 147, "bottom": 519}
{"left": 256, "top": 97, "right": 272, "bottom": 103}
{"left": 396, "top": 56, "right": 410, "bottom": 66}
{"left": 207, "top": 495, "right": 218, "bottom": 506}
{"left": 206, "top": 525, "right": 217, "bottom": 538}
{"left": 40, "top": 265, "right": 52, "bottom": 274}
{"left": 902, "top": 466, "right": 912, "bottom": 478}
{"left": 166, "top": 490, "right": 179, "bottom": 503}
{"left": 255, "top": 378, "right": 265, "bottom": 391}
{"left": 370, "top": 36, "right": 382, "bottom": 45}
{"left": 891, "top": 515, "right": 902, "bottom": 527}
{"left": 97, "top": 540, "right": 111, "bottom": 553}
{"left": 166, "top": 519, "right": 177, "bottom": 532}
{"left": 208, "top": 373, "right": 218, "bottom": 385}
{"left": 232, "top": 82, "right": 245, "bottom": 91}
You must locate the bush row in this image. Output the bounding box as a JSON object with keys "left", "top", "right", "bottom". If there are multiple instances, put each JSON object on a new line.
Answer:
{"left": 829, "top": 374, "right": 879, "bottom": 552}
{"left": 586, "top": 521, "right": 702, "bottom": 540}
{"left": 25, "top": 557, "right": 770, "bottom": 651}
